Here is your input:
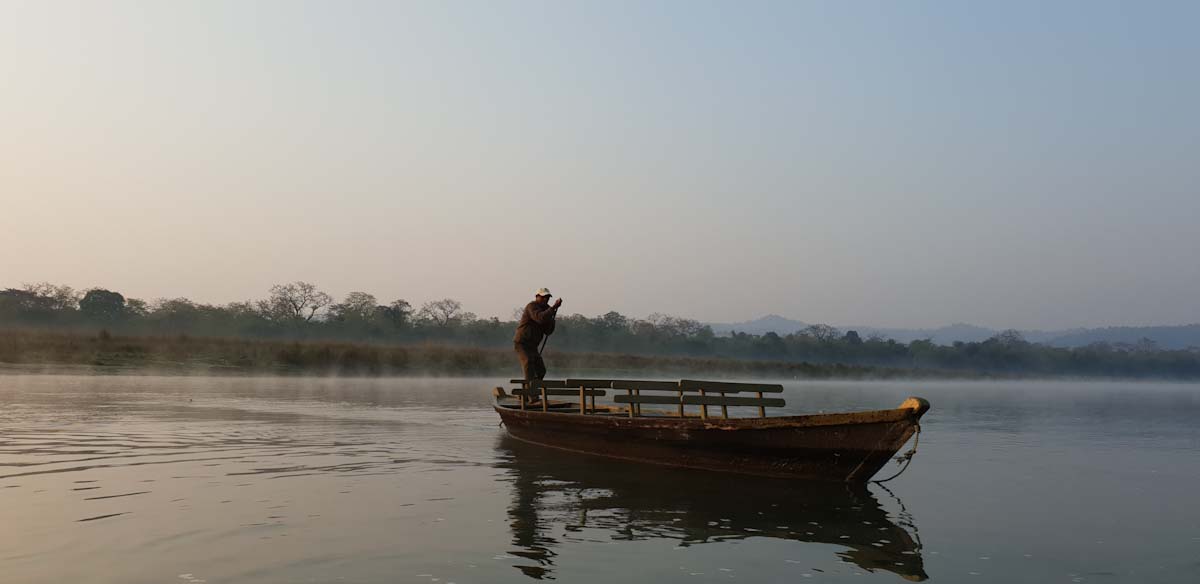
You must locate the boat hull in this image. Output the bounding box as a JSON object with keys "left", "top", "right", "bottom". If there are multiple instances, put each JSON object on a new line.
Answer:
{"left": 495, "top": 398, "right": 928, "bottom": 482}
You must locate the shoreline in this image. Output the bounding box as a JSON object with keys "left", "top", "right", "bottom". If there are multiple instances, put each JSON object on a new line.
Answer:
{"left": 3, "top": 329, "right": 1196, "bottom": 381}
{"left": 0, "top": 329, "right": 982, "bottom": 381}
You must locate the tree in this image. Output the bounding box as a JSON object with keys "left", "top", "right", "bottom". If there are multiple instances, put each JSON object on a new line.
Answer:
{"left": 417, "top": 298, "right": 473, "bottom": 326}
{"left": 990, "top": 329, "right": 1027, "bottom": 347}
{"left": 125, "top": 298, "right": 150, "bottom": 317}
{"left": 0, "top": 288, "right": 58, "bottom": 322}
{"left": 630, "top": 319, "right": 658, "bottom": 337}
{"left": 148, "top": 298, "right": 207, "bottom": 330}
{"left": 597, "top": 311, "right": 629, "bottom": 331}
{"left": 224, "top": 301, "right": 263, "bottom": 319}
{"left": 79, "top": 289, "right": 126, "bottom": 321}
{"left": 257, "top": 281, "right": 333, "bottom": 322}
{"left": 757, "top": 331, "right": 787, "bottom": 358}
{"left": 647, "top": 313, "right": 706, "bottom": 337}
{"left": 330, "top": 292, "right": 378, "bottom": 322}
{"left": 1133, "top": 337, "right": 1160, "bottom": 353}
{"left": 802, "top": 324, "right": 840, "bottom": 342}
{"left": 376, "top": 299, "right": 414, "bottom": 329}
{"left": 0, "top": 288, "right": 56, "bottom": 312}
{"left": 843, "top": 330, "right": 864, "bottom": 345}
{"left": 21, "top": 282, "right": 81, "bottom": 311}
{"left": 152, "top": 297, "right": 199, "bottom": 315}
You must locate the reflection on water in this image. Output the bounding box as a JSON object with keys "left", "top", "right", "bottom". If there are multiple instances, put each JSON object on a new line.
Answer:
{"left": 3, "top": 375, "right": 1199, "bottom": 583}
{"left": 497, "top": 436, "right": 927, "bottom": 581}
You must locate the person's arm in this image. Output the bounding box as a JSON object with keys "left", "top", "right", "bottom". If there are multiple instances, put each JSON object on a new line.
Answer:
{"left": 528, "top": 303, "right": 558, "bottom": 326}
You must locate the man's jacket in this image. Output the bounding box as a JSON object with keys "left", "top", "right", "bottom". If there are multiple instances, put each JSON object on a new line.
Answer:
{"left": 513, "top": 301, "right": 557, "bottom": 346}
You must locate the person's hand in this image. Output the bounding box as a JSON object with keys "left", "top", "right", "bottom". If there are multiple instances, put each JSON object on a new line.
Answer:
{"left": 553, "top": 298, "right": 563, "bottom": 309}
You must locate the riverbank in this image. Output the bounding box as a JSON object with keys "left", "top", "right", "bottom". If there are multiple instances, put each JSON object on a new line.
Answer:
{"left": 0, "top": 329, "right": 979, "bottom": 379}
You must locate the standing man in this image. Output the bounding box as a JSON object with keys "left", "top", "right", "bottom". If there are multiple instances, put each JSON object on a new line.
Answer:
{"left": 514, "top": 288, "right": 562, "bottom": 381}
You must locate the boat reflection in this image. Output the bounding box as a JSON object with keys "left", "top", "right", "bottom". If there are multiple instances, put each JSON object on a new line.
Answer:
{"left": 496, "top": 436, "right": 927, "bottom": 581}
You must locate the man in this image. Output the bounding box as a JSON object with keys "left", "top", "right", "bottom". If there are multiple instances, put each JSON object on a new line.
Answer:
{"left": 513, "top": 288, "right": 562, "bottom": 381}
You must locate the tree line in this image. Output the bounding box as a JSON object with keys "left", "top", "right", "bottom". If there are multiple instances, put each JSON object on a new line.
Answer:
{"left": 3, "top": 281, "right": 1199, "bottom": 379}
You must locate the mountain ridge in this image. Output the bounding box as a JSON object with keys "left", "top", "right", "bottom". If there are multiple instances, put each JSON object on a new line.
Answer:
{"left": 707, "top": 315, "right": 1200, "bottom": 349}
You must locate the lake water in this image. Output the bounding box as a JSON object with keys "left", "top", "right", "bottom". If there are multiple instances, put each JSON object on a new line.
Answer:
{"left": 1, "top": 375, "right": 1198, "bottom": 583}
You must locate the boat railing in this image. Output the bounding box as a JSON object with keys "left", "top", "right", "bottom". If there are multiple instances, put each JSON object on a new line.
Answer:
{"left": 507, "top": 378, "right": 786, "bottom": 419}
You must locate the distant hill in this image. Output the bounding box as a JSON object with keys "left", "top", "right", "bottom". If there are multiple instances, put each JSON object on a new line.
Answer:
{"left": 708, "top": 316, "right": 1008, "bottom": 343}
{"left": 708, "top": 316, "right": 1200, "bottom": 349}
{"left": 1043, "top": 325, "right": 1200, "bottom": 350}
{"left": 851, "top": 323, "right": 1004, "bottom": 345}
{"left": 709, "top": 314, "right": 809, "bottom": 336}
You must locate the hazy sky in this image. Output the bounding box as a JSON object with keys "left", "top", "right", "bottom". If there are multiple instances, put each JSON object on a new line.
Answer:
{"left": 2, "top": 1, "right": 1197, "bottom": 329}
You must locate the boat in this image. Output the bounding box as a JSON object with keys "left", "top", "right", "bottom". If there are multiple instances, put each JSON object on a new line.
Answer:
{"left": 492, "top": 378, "right": 930, "bottom": 483}
{"left": 497, "top": 435, "right": 928, "bottom": 580}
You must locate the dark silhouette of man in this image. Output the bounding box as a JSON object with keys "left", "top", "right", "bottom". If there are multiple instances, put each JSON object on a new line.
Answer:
{"left": 513, "top": 288, "right": 562, "bottom": 380}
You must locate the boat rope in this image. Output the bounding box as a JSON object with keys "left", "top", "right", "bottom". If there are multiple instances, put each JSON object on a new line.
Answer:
{"left": 872, "top": 424, "right": 921, "bottom": 484}
{"left": 874, "top": 482, "right": 923, "bottom": 549}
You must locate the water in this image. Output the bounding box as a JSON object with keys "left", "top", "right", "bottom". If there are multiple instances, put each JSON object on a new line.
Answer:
{"left": 1, "top": 375, "right": 1198, "bottom": 583}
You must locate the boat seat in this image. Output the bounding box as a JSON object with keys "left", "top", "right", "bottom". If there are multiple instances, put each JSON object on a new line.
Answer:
{"left": 613, "top": 394, "right": 785, "bottom": 408}
{"left": 678, "top": 379, "right": 784, "bottom": 393}
{"left": 509, "top": 379, "right": 570, "bottom": 389}
{"left": 683, "top": 395, "right": 786, "bottom": 408}
{"left": 512, "top": 388, "right": 607, "bottom": 397}
{"left": 610, "top": 380, "right": 679, "bottom": 391}
{"left": 509, "top": 379, "right": 605, "bottom": 414}
{"left": 563, "top": 378, "right": 618, "bottom": 388}
{"left": 505, "top": 378, "right": 786, "bottom": 418}
{"left": 608, "top": 380, "right": 786, "bottom": 419}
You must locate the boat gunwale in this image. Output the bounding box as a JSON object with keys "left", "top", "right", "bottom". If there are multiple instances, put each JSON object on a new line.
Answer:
{"left": 493, "top": 399, "right": 927, "bottom": 430}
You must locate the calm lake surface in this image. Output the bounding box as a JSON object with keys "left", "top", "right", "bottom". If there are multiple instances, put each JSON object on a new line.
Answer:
{"left": 1, "top": 375, "right": 1198, "bottom": 583}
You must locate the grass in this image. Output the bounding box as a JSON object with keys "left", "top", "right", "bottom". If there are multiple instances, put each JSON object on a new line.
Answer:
{"left": 0, "top": 328, "right": 974, "bottom": 379}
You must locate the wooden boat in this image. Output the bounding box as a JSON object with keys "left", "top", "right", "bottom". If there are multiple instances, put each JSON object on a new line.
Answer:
{"left": 493, "top": 378, "right": 930, "bottom": 483}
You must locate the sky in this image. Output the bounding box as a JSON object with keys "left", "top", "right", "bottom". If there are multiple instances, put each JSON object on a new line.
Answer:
{"left": 2, "top": 1, "right": 1198, "bottom": 329}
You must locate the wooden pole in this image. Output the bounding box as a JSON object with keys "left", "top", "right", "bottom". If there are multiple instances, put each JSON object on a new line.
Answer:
{"left": 757, "top": 391, "right": 765, "bottom": 418}
{"left": 699, "top": 389, "right": 708, "bottom": 420}
{"left": 579, "top": 386, "right": 586, "bottom": 415}
{"left": 541, "top": 385, "right": 548, "bottom": 412}
{"left": 589, "top": 393, "right": 595, "bottom": 413}
{"left": 677, "top": 389, "right": 684, "bottom": 418}
{"left": 627, "top": 389, "right": 635, "bottom": 418}
{"left": 720, "top": 392, "right": 728, "bottom": 419}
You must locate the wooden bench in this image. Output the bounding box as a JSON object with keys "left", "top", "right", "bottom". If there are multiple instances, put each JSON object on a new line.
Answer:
{"left": 511, "top": 388, "right": 608, "bottom": 397}
{"left": 510, "top": 379, "right": 612, "bottom": 414}
{"left": 508, "top": 379, "right": 570, "bottom": 412}
{"left": 611, "top": 380, "right": 679, "bottom": 417}
{"left": 679, "top": 379, "right": 784, "bottom": 418}
{"left": 509, "top": 379, "right": 570, "bottom": 388}
{"left": 612, "top": 380, "right": 786, "bottom": 419}
{"left": 564, "top": 378, "right": 618, "bottom": 415}
{"left": 679, "top": 379, "right": 784, "bottom": 393}
{"left": 506, "top": 378, "right": 787, "bottom": 418}
{"left": 612, "top": 392, "right": 785, "bottom": 419}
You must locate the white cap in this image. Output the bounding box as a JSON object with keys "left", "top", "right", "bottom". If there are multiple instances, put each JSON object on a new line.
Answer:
{"left": 535, "top": 287, "right": 552, "bottom": 297}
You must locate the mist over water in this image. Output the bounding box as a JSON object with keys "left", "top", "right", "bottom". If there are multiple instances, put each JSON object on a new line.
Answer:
{"left": 1, "top": 375, "right": 1198, "bottom": 583}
